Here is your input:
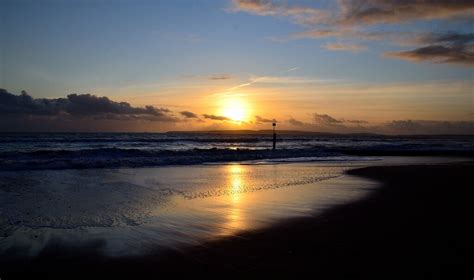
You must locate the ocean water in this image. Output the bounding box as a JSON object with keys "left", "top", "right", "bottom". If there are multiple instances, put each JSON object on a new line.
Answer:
{"left": 0, "top": 132, "right": 472, "bottom": 170}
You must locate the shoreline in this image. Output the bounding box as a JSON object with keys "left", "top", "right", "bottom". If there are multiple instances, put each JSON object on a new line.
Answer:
{"left": 2, "top": 162, "right": 473, "bottom": 279}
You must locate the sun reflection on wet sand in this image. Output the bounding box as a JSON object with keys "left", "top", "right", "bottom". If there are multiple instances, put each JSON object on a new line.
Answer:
{"left": 0, "top": 163, "right": 384, "bottom": 257}
{"left": 220, "top": 164, "right": 246, "bottom": 236}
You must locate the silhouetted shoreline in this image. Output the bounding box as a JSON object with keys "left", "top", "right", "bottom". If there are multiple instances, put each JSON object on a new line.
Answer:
{"left": 2, "top": 163, "right": 473, "bottom": 279}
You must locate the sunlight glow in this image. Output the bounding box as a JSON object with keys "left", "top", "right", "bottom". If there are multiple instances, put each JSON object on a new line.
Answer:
{"left": 220, "top": 96, "right": 249, "bottom": 122}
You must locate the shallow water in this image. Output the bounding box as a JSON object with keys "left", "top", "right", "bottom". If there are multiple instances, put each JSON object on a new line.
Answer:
{"left": 0, "top": 163, "right": 368, "bottom": 256}
{"left": 0, "top": 157, "right": 466, "bottom": 258}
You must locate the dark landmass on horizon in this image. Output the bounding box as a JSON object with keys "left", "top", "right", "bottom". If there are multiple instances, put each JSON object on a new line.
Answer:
{"left": 2, "top": 163, "right": 473, "bottom": 279}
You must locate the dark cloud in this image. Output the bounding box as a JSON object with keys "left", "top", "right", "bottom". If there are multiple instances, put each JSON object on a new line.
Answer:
{"left": 338, "top": 0, "right": 474, "bottom": 25}
{"left": 255, "top": 115, "right": 276, "bottom": 124}
{"left": 385, "top": 44, "right": 474, "bottom": 66}
{"left": 287, "top": 114, "right": 366, "bottom": 128}
{"left": 313, "top": 113, "right": 372, "bottom": 127}
{"left": 209, "top": 74, "right": 232, "bottom": 80}
{"left": 289, "top": 113, "right": 473, "bottom": 134}
{"left": 415, "top": 32, "right": 474, "bottom": 45}
{"left": 202, "top": 114, "right": 231, "bottom": 121}
{"left": 384, "top": 32, "right": 474, "bottom": 66}
{"left": 385, "top": 31, "right": 474, "bottom": 65}
{"left": 313, "top": 113, "right": 343, "bottom": 125}
{"left": 281, "top": 112, "right": 473, "bottom": 134}
{"left": 342, "top": 119, "right": 369, "bottom": 124}
{"left": 180, "top": 111, "right": 199, "bottom": 118}
{"left": 287, "top": 117, "right": 304, "bottom": 126}
{"left": 0, "top": 89, "right": 177, "bottom": 122}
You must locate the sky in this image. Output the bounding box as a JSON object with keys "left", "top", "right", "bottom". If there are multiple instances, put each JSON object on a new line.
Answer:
{"left": 0, "top": 0, "right": 473, "bottom": 134}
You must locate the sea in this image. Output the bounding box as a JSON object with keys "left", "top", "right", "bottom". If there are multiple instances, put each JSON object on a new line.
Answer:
{"left": 0, "top": 132, "right": 473, "bottom": 171}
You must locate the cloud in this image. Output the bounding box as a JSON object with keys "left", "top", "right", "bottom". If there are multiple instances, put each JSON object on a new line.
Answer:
{"left": 313, "top": 113, "right": 371, "bottom": 127}
{"left": 313, "top": 113, "right": 343, "bottom": 125}
{"left": 412, "top": 32, "right": 474, "bottom": 45}
{"left": 385, "top": 44, "right": 474, "bottom": 66}
{"left": 230, "top": 0, "right": 329, "bottom": 25}
{"left": 250, "top": 75, "right": 325, "bottom": 84}
{"left": 287, "top": 114, "right": 366, "bottom": 128}
{"left": 384, "top": 31, "right": 474, "bottom": 65}
{"left": 209, "top": 74, "right": 233, "bottom": 80}
{"left": 255, "top": 115, "right": 276, "bottom": 124}
{"left": 234, "top": 1, "right": 474, "bottom": 27}
{"left": 287, "top": 117, "right": 305, "bottom": 126}
{"left": 292, "top": 29, "right": 343, "bottom": 39}
{"left": 0, "top": 89, "right": 177, "bottom": 122}
{"left": 220, "top": 73, "right": 330, "bottom": 94}
{"left": 202, "top": 114, "right": 231, "bottom": 121}
{"left": 284, "top": 112, "right": 473, "bottom": 134}
{"left": 322, "top": 42, "right": 367, "bottom": 53}
{"left": 292, "top": 28, "right": 390, "bottom": 42}
{"left": 180, "top": 111, "right": 199, "bottom": 118}
{"left": 233, "top": 1, "right": 474, "bottom": 66}
{"left": 342, "top": 119, "right": 369, "bottom": 124}
{"left": 338, "top": 0, "right": 474, "bottom": 25}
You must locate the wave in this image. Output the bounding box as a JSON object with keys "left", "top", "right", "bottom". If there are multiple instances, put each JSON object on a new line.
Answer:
{"left": 0, "top": 144, "right": 472, "bottom": 171}
{"left": 0, "top": 148, "right": 343, "bottom": 171}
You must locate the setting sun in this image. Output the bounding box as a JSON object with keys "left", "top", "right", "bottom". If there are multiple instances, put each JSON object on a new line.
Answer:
{"left": 220, "top": 96, "right": 249, "bottom": 122}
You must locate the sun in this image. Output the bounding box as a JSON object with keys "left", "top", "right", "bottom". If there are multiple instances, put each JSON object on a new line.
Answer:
{"left": 220, "top": 96, "right": 249, "bottom": 122}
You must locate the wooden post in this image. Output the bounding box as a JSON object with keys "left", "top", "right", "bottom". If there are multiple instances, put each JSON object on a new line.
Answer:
{"left": 272, "top": 122, "right": 276, "bottom": 150}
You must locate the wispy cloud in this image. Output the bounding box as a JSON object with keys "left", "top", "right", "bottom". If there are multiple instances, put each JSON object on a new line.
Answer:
{"left": 225, "top": 82, "right": 252, "bottom": 91}
{"left": 230, "top": 0, "right": 329, "bottom": 25}
{"left": 215, "top": 66, "right": 324, "bottom": 95}
{"left": 209, "top": 74, "right": 233, "bottom": 80}
{"left": 249, "top": 75, "right": 329, "bottom": 84}
{"left": 255, "top": 115, "right": 276, "bottom": 124}
{"left": 322, "top": 42, "right": 367, "bottom": 53}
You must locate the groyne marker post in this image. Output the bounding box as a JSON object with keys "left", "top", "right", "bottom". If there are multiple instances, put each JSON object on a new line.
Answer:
{"left": 272, "top": 122, "right": 276, "bottom": 150}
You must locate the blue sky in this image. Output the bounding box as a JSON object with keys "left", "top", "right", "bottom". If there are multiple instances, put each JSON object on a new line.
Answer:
{"left": 0, "top": 0, "right": 473, "bottom": 133}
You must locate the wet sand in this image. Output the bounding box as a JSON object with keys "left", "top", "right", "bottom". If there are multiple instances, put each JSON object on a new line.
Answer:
{"left": 2, "top": 162, "right": 473, "bottom": 279}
